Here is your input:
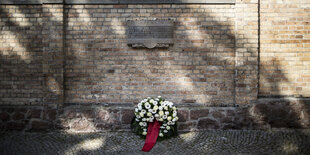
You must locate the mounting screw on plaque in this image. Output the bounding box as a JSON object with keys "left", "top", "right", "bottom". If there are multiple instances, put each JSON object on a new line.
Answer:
{"left": 127, "top": 19, "right": 174, "bottom": 49}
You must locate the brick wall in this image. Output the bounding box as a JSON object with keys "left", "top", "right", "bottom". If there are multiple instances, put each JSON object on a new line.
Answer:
{"left": 235, "top": 0, "right": 258, "bottom": 104}
{"left": 260, "top": 0, "right": 310, "bottom": 97}
{"left": 42, "top": 4, "right": 64, "bottom": 104}
{"left": 0, "top": 5, "right": 44, "bottom": 105}
{"left": 64, "top": 4, "right": 236, "bottom": 105}
{"left": 1, "top": 0, "right": 310, "bottom": 131}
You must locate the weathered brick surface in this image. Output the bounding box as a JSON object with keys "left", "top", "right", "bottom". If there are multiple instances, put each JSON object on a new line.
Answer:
{"left": 0, "top": 5, "right": 44, "bottom": 105}
{"left": 1, "top": 100, "right": 309, "bottom": 131}
{"left": 0, "top": 3, "right": 254, "bottom": 106}
{"left": 235, "top": 0, "right": 259, "bottom": 104}
{"left": 64, "top": 4, "right": 236, "bottom": 105}
{"left": 42, "top": 4, "right": 64, "bottom": 104}
{"left": 1, "top": 1, "right": 310, "bottom": 131}
{"left": 250, "top": 98, "right": 310, "bottom": 129}
{"left": 259, "top": 0, "right": 310, "bottom": 97}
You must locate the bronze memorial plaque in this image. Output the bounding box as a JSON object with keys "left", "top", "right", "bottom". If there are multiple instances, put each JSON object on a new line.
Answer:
{"left": 127, "top": 20, "right": 174, "bottom": 48}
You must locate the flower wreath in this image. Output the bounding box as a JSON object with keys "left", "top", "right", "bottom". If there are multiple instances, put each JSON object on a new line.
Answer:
{"left": 131, "top": 96, "right": 178, "bottom": 140}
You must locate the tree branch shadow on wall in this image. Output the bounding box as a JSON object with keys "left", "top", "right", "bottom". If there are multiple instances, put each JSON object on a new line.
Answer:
{"left": 61, "top": 4, "right": 238, "bottom": 134}
{"left": 1, "top": 3, "right": 310, "bottom": 155}
{"left": 59, "top": 3, "right": 310, "bottom": 154}
{"left": 250, "top": 58, "right": 309, "bottom": 129}
{"left": 0, "top": 4, "right": 44, "bottom": 106}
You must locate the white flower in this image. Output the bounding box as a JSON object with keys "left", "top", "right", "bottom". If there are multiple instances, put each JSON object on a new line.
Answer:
{"left": 165, "top": 111, "right": 169, "bottom": 115}
{"left": 163, "top": 123, "right": 167, "bottom": 126}
{"left": 138, "top": 103, "right": 142, "bottom": 107}
{"left": 135, "top": 108, "right": 139, "bottom": 112}
{"left": 143, "top": 122, "right": 147, "bottom": 126}
{"left": 139, "top": 113, "right": 144, "bottom": 117}
{"left": 158, "top": 96, "right": 161, "bottom": 98}
{"left": 167, "top": 121, "right": 172, "bottom": 125}
{"left": 145, "top": 103, "right": 151, "bottom": 109}
{"left": 141, "top": 109, "right": 146, "bottom": 114}
{"left": 150, "top": 116, "right": 154, "bottom": 120}
{"left": 138, "top": 105, "right": 142, "bottom": 110}
{"left": 152, "top": 110, "right": 157, "bottom": 114}
{"left": 143, "top": 129, "right": 147, "bottom": 132}
{"left": 173, "top": 117, "right": 178, "bottom": 122}
{"left": 159, "top": 118, "right": 163, "bottom": 121}
{"left": 142, "top": 118, "right": 146, "bottom": 121}
{"left": 154, "top": 101, "right": 158, "bottom": 105}
{"left": 173, "top": 113, "right": 177, "bottom": 117}
{"left": 155, "top": 114, "right": 160, "bottom": 118}
{"left": 166, "top": 126, "right": 171, "bottom": 130}
{"left": 139, "top": 122, "right": 144, "bottom": 126}
{"left": 146, "top": 118, "right": 150, "bottom": 122}
{"left": 173, "top": 110, "right": 177, "bottom": 114}
{"left": 167, "top": 116, "right": 172, "bottom": 121}
{"left": 147, "top": 112, "right": 152, "bottom": 117}
{"left": 158, "top": 106, "right": 163, "bottom": 111}
{"left": 162, "top": 115, "right": 167, "bottom": 119}
{"left": 160, "top": 126, "right": 165, "bottom": 129}
{"left": 162, "top": 102, "right": 166, "bottom": 107}
{"left": 153, "top": 105, "right": 159, "bottom": 111}
{"left": 159, "top": 133, "right": 164, "bottom": 137}
{"left": 149, "top": 119, "right": 154, "bottom": 122}
{"left": 150, "top": 99, "right": 154, "bottom": 103}
{"left": 148, "top": 109, "right": 153, "bottom": 113}
{"left": 173, "top": 107, "right": 176, "bottom": 111}
{"left": 164, "top": 106, "right": 168, "bottom": 110}
{"left": 159, "top": 111, "right": 164, "bottom": 116}
{"left": 142, "top": 132, "right": 147, "bottom": 135}
{"left": 135, "top": 118, "right": 140, "bottom": 121}
{"left": 136, "top": 115, "right": 141, "bottom": 119}
{"left": 164, "top": 130, "right": 168, "bottom": 133}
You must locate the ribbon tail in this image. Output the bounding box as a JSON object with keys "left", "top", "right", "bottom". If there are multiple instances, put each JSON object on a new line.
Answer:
{"left": 145, "top": 121, "right": 154, "bottom": 140}
{"left": 141, "top": 120, "right": 161, "bottom": 152}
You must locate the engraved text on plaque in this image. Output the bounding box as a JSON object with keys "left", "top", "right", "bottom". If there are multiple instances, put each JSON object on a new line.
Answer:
{"left": 127, "top": 20, "right": 174, "bottom": 48}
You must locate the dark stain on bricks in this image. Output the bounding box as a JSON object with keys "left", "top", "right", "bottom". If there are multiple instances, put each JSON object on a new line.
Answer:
{"left": 108, "top": 69, "right": 115, "bottom": 73}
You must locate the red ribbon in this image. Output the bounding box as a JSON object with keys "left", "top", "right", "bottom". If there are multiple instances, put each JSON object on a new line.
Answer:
{"left": 141, "top": 120, "right": 161, "bottom": 152}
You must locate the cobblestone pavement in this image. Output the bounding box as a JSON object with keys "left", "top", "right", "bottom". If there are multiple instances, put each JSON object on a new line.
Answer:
{"left": 0, "top": 130, "right": 309, "bottom": 155}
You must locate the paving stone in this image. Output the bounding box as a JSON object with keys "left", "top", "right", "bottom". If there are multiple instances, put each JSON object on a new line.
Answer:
{"left": 0, "top": 112, "right": 10, "bottom": 122}
{"left": 0, "top": 130, "right": 309, "bottom": 154}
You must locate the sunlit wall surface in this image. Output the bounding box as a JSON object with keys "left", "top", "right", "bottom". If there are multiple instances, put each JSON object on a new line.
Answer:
{"left": 259, "top": 0, "right": 310, "bottom": 97}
